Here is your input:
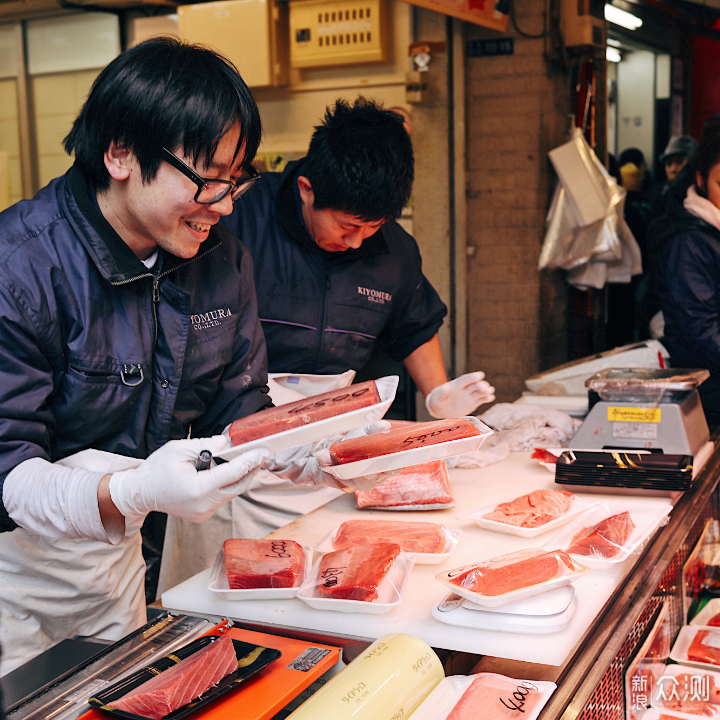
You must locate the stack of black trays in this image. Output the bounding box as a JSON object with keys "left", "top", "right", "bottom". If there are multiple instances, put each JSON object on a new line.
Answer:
{"left": 555, "top": 450, "right": 694, "bottom": 492}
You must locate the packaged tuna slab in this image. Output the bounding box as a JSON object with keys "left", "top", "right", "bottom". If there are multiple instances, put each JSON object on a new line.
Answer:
{"left": 670, "top": 627, "right": 720, "bottom": 672}
{"left": 409, "top": 673, "right": 557, "bottom": 720}
{"left": 333, "top": 519, "right": 448, "bottom": 554}
{"left": 566, "top": 511, "right": 635, "bottom": 559}
{"left": 109, "top": 635, "right": 238, "bottom": 719}
{"left": 224, "top": 538, "right": 305, "bottom": 589}
{"left": 437, "top": 548, "right": 589, "bottom": 608}
{"left": 228, "top": 380, "right": 381, "bottom": 446}
{"left": 355, "top": 460, "right": 455, "bottom": 510}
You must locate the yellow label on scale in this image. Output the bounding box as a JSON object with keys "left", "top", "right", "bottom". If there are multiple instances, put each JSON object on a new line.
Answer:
{"left": 607, "top": 406, "right": 661, "bottom": 423}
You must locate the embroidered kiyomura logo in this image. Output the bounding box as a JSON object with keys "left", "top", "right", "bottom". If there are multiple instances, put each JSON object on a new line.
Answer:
{"left": 191, "top": 307, "right": 233, "bottom": 330}
{"left": 358, "top": 286, "right": 392, "bottom": 304}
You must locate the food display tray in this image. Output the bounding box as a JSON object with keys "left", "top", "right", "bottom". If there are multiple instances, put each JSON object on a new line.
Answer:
{"left": 670, "top": 625, "right": 720, "bottom": 672}
{"left": 691, "top": 598, "right": 720, "bottom": 628}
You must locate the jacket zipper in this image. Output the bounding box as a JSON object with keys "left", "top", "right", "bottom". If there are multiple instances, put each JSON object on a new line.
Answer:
{"left": 312, "top": 262, "right": 334, "bottom": 369}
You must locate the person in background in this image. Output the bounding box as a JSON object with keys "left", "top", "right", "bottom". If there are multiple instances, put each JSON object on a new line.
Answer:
{"left": 0, "top": 38, "right": 380, "bottom": 675}
{"left": 654, "top": 119, "right": 720, "bottom": 426}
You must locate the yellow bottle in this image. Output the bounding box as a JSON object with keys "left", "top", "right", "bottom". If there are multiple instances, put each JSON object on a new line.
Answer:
{"left": 287, "top": 633, "right": 444, "bottom": 720}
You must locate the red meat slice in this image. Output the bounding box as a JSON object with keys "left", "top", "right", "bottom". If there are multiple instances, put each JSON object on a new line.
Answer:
{"left": 446, "top": 674, "right": 542, "bottom": 719}
{"left": 531, "top": 448, "right": 559, "bottom": 463}
{"left": 318, "top": 543, "right": 400, "bottom": 601}
{"left": 483, "top": 489, "right": 574, "bottom": 528}
{"left": 224, "top": 539, "right": 304, "bottom": 589}
{"left": 688, "top": 630, "right": 720, "bottom": 667}
{"left": 449, "top": 550, "right": 577, "bottom": 597}
{"left": 333, "top": 519, "right": 446, "bottom": 554}
{"left": 329, "top": 418, "right": 479, "bottom": 464}
{"left": 708, "top": 612, "right": 720, "bottom": 627}
{"left": 355, "top": 461, "right": 454, "bottom": 509}
{"left": 109, "top": 635, "right": 237, "bottom": 719}
{"left": 567, "top": 511, "right": 635, "bottom": 558}
{"left": 228, "top": 380, "right": 380, "bottom": 446}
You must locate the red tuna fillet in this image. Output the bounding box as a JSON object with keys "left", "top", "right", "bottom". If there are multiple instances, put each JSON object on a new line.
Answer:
{"left": 333, "top": 519, "right": 446, "bottom": 554}
{"left": 688, "top": 630, "right": 720, "bottom": 667}
{"left": 709, "top": 613, "right": 720, "bottom": 627}
{"left": 224, "top": 539, "right": 304, "bottom": 589}
{"left": 567, "top": 511, "right": 635, "bottom": 559}
{"left": 329, "top": 419, "right": 479, "bottom": 464}
{"left": 449, "top": 550, "right": 578, "bottom": 597}
{"left": 109, "top": 635, "right": 237, "bottom": 719}
{"left": 483, "top": 489, "right": 574, "bottom": 528}
{"left": 228, "top": 380, "right": 380, "bottom": 446}
{"left": 318, "top": 543, "right": 400, "bottom": 601}
{"left": 355, "top": 460, "right": 454, "bottom": 509}
{"left": 447, "top": 674, "right": 543, "bottom": 720}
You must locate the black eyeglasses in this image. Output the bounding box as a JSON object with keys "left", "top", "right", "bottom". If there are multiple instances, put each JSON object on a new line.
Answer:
{"left": 160, "top": 147, "right": 260, "bottom": 205}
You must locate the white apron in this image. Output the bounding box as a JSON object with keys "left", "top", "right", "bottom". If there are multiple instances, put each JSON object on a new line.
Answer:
{"left": 0, "top": 450, "right": 147, "bottom": 676}
{"left": 159, "top": 372, "right": 354, "bottom": 594}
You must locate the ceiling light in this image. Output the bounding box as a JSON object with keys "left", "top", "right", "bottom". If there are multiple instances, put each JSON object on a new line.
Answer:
{"left": 605, "top": 4, "right": 643, "bottom": 30}
{"left": 607, "top": 38, "right": 621, "bottom": 47}
{"left": 606, "top": 47, "right": 622, "bottom": 62}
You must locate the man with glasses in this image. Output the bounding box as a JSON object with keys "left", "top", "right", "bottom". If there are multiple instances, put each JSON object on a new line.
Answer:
{"left": 0, "top": 37, "right": 372, "bottom": 675}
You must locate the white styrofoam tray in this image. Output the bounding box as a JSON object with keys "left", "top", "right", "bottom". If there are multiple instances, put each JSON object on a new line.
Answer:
{"left": 691, "top": 598, "right": 720, "bottom": 628}
{"left": 670, "top": 625, "right": 720, "bottom": 672}
{"left": 315, "top": 523, "right": 461, "bottom": 565}
{"left": 207, "top": 546, "right": 313, "bottom": 600}
{"left": 468, "top": 494, "right": 598, "bottom": 538}
{"left": 432, "top": 587, "right": 577, "bottom": 634}
{"left": 323, "top": 416, "right": 493, "bottom": 481}
{"left": 640, "top": 709, "right": 705, "bottom": 720}
{"left": 215, "top": 375, "right": 399, "bottom": 461}
{"left": 297, "top": 550, "right": 415, "bottom": 614}
{"left": 542, "top": 499, "right": 672, "bottom": 567}
{"left": 651, "top": 662, "right": 720, "bottom": 717}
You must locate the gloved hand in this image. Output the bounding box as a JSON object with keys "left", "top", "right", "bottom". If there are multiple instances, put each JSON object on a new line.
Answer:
{"left": 266, "top": 421, "right": 398, "bottom": 492}
{"left": 425, "top": 372, "right": 495, "bottom": 419}
{"left": 108, "top": 435, "right": 269, "bottom": 525}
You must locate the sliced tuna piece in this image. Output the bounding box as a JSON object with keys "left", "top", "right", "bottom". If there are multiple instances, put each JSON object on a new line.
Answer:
{"left": 333, "top": 519, "right": 446, "bottom": 554}
{"left": 447, "top": 674, "right": 543, "bottom": 719}
{"left": 109, "top": 635, "right": 237, "bottom": 719}
{"left": 224, "top": 539, "right": 304, "bottom": 589}
{"left": 483, "top": 489, "right": 574, "bottom": 528}
{"left": 688, "top": 630, "right": 720, "bottom": 667}
{"left": 329, "top": 419, "right": 479, "bottom": 465}
{"left": 318, "top": 543, "right": 400, "bottom": 601}
{"left": 567, "top": 511, "right": 635, "bottom": 558}
{"left": 228, "top": 380, "right": 380, "bottom": 446}
{"left": 355, "top": 460, "right": 454, "bottom": 509}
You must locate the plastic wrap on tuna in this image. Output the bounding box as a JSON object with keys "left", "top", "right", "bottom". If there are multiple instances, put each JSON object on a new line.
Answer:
{"left": 566, "top": 511, "right": 635, "bottom": 559}
{"left": 688, "top": 631, "right": 720, "bottom": 667}
{"left": 224, "top": 539, "right": 304, "bottom": 589}
{"left": 447, "top": 674, "right": 544, "bottom": 719}
{"left": 333, "top": 519, "right": 448, "bottom": 554}
{"left": 483, "top": 490, "right": 574, "bottom": 528}
{"left": 355, "top": 461, "right": 454, "bottom": 510}
{"left": 109, "top": 635, "right": 237, "bottom": 719}
{"left": 329, "top": 418, "right": 480, "bottom": 464}
{"left": 318, "top": 543, "right": 401, "bottom": 601}
{"left": 228, "top": 380, "right": 380, "bottom": 446}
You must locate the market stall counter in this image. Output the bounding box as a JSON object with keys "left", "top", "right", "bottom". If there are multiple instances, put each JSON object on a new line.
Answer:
{"left": 160, "top": 450, "right": 680, "bottom": 667}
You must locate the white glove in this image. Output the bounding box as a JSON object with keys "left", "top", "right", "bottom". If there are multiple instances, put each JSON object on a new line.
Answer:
{"left": 425, "top": 372, "right": 495, "bottom": 419}
{"left": 108, "top": 435, "right": 269, "bottom": 525}
{"left": 265, "top": 422, "right": 397, "bottom": 492}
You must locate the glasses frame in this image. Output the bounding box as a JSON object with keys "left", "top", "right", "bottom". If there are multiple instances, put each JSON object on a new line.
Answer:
{"left": 160, "top": 147, "right": 260, "bottom": 205}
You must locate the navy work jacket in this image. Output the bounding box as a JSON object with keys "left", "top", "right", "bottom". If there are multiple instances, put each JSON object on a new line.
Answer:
{"left": 220, "top": 160, "right": 447, "bottom": 374}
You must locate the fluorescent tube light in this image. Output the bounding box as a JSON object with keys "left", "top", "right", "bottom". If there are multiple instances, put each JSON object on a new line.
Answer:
{"left": 607, "top": 38, "right": 621, "bottom": 47}
{"left": 606, "top": 47, "right": 622, "bottom": 62}
{"left": 605, "top": 4, "right": 643, "bottom": 30}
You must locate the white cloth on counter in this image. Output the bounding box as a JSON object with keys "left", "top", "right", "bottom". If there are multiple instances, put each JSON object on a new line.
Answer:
{"left": 0, "top": 449, "right": 146, "bottom": 677}
{"left": 445, "top": 440, "right": 510, "bottom": 468}
{"left": 478, "top": 403, "right": 582, "bottom": 451}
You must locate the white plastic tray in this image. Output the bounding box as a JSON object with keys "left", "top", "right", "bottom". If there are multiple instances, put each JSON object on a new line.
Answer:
{"left": 652, "top": 662, "right": 720, "bottom": 717}
{"left": 691, "top": 598, "right": 720, "bottom": 628}
{"left": 435, "top": 548, "right": 590, "bottom": 609}
{"left": 468, "top": 494, "right": 598, "bottom": 538}
{"left": 315, "top": 523, "right": 461, "bottom": 565}
{"left": 215, "top": 375, "right": 399, "bottom": 460}
{"left": 207, "top": 546, "right": 313, "bottom": 600}
{"left": 297, "top": 550, "right": 415, "bottom": 614}
{"left": 670, "top": 626, "right": 720, "bottom": 672}
{"left": 640, "top": 709, "right": 705, "bottom": 720}
{"left": 432, "top": 590, "right": 577, "bottom": 634}
{"left": 542, "top": 499, "right": 672, "bottom": 567}
{"left": 323, "top": 416, "right": 493, "bottom": 480}
{"left": 463, "top": 585, "right": 576, "bottom": 616}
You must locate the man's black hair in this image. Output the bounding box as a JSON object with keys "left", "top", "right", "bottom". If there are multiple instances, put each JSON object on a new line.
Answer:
{"left": 695, "top": 116, "right": 720, "bottom": 197}
{"left": 618, "top": 147, "right": 646, "bottom": 169}
{"left": 301, "top": 98, "right": 413, "bottom": 222}
{"left": 64, "top": 37, "right": 262, "bottom": 190}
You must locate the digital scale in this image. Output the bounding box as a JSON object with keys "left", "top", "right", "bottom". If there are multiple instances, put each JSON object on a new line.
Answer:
{"left": 568, "top": 368, "right": 710, "bottom": 457}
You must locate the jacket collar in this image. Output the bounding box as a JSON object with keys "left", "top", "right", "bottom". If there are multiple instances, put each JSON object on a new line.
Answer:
{"left": 275, "top": 160, "right": 389, "bottom": 261}
{"left": 64, "top": 164, "right": 221, "bottom": 284}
